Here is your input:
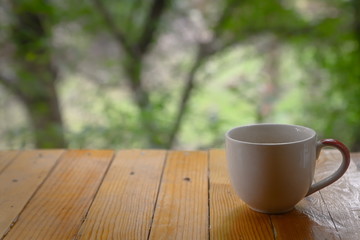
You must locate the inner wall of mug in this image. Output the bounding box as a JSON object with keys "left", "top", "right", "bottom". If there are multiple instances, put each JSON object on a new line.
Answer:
{"left": 227, "top": 124, "right": 316, "bottom": 144}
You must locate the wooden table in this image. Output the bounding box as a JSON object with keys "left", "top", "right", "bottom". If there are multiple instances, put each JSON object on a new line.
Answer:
{"left": 0, "top": 150, "right": 359, "bottom": 240}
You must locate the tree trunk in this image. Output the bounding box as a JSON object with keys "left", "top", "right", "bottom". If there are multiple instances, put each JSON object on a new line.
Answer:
{"left": 22, "top": 82, "right": 66, "bottom": 148}
{"left": 4, "top": 0, "right": 67, "bottom": 148}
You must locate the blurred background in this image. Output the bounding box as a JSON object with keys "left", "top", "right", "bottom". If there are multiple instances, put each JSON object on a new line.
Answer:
{"left": 0, "top": 0, "right": 359, "bottom": 150}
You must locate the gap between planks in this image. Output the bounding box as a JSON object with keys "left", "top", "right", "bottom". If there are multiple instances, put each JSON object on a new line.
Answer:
{"left": 75, "top": 150, "right": 167, "bottom": 240}
{"left": 0, "top": 151, "right": 21, "bottom": 175}
{"left": 0, "top": 150, "right": 65, "bottom": 240}
{"left": 148, "top": 151, "right": 209, "bottom": 240}
{"left": 146, "top": 150, "right": 169, "bottom": 240}
{"left": 75, "top": 149, "right": 117, "bottom": 234}
{"left": 3, "top": 150, "right": 114, "bottom": 240}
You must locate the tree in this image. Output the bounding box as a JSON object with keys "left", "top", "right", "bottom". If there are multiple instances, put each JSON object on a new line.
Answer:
{"left": 0, "top": 0, "right": 66, "bottom": 148}
{"left": 2, "top": 0, "right": 359, "bottom": 150}
{"left": 89, "top": 0, "right": 307, "bottom": 148}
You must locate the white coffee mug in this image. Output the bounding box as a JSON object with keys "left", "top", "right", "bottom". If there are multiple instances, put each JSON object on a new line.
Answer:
{"left": 225, "top": 123, "right": 350, "bottom": 214}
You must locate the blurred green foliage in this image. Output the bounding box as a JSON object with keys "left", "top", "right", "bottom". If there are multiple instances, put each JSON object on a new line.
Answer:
{"left": 0, "top": 0, "right": 359, "bottom": 150}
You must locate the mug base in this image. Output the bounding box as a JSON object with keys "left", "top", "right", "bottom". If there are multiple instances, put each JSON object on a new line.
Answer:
{"left": 249, "top": 206, "right": 294, "bottom": 215}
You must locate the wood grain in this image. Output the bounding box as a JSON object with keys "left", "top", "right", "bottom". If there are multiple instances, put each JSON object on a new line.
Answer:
{"left": 0, "top": 151, "right": 19, "bottom": 173}
{"left": 209, "top": 149, "right": 275, "bottom": 240}
{"left": 75, "top": 150, "right": 166, "bottom": 240}
{"left": 3, "top": 150, "right": 113, "bottom": 240}
{"left": 149, "top": 151, "right": 209, "bottom": 240}
{"left": 313, "top": 151, "right": 360, "bottom": 240}
{"left": 0, "top": 150, "right": 63, "bottom": 239}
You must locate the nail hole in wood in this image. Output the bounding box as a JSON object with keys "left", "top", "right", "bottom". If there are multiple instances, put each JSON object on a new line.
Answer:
{"left": 183, "top": 177, "right": 191, "bottom": 182}
{"left": 12, "top": 179, "right": 18, "bottom": 183}
{"left": 130, "top": 171, "right": 135, "bottom": 175}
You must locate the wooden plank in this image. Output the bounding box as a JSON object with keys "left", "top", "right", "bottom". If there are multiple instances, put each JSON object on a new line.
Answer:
{"left": 75, "top": 150, "right": 167, "bottom": 240}
{"left": 312, "top": 151, "right": 360, "bottom": 240}
{"left": 209, "top": 149, "right": 274, "bottom": 240}
{"left": 3, "top": 150, "right": 114, "bottom": 240}
{"left": 0, "top": 151, "right": 19, "bottom": 173}
{"left": 0, "top": 150, "right": 63, "bottom": 239}
{"left": 270, "top": 151, "right": 340, "bottom": 240}
{"left": 149, "top": 151, "right": 209, "bottom": 240}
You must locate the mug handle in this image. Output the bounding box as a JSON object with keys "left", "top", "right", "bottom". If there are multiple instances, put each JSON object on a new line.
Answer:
{"left": 306, "top": 139, "right": 351, "bottom": 196}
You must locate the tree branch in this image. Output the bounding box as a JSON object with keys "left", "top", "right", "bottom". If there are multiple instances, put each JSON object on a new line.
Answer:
{"left": 138, "top": 0, "right": 170, "bottom": 54}
{"left": 125, "top": 0, "right": 142, "bottom": 35}
{"left": 0, "top": 73, "right": 24, "bottom": 99}
{"left": 167, "top": 43, "right": 213, "bottom": 148}
{"left": 212, "top": 0, "right": 239, "bottom": 38}
{"left": 92, "top": 0, "right": 137, "bottom": 58}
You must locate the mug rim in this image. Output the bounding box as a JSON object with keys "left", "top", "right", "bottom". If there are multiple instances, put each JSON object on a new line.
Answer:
{"left": 226, "top": 123, "right": 316, "bottom": 145}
